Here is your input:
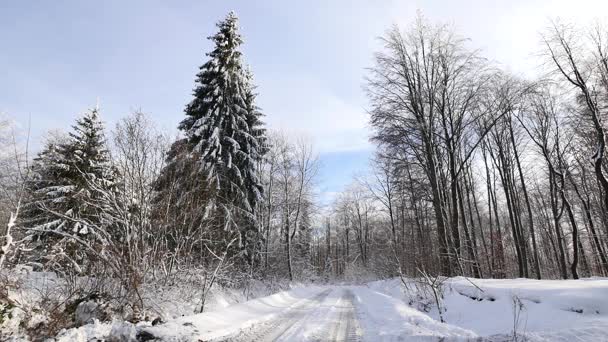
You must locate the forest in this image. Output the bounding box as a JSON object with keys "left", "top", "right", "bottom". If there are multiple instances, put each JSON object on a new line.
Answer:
{"left": 2, "top": 9, "right": 608, "bottom": 342}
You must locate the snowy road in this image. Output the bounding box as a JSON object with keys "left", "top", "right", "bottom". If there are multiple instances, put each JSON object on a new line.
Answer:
{"left": 141, "top": 285, "right": 476, "bottom": 341}
{"left": 139, "top": 278, "right": 608, "bottom": 341}
{"left": 226, "top": 288, "right": 362, "bottom": 342}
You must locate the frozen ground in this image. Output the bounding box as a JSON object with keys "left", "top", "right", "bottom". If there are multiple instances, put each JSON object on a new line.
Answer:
{"left": 140, "top": 285, "right": 476, "bottom": 341}
{"left": 5, "top": 274, "right": 608, "bottom": 341}
{"left": 135, "top": 277, "right": 608, "bottom": 341}
{"left": 368, "top": 276, "right": 608, "bottom": 341}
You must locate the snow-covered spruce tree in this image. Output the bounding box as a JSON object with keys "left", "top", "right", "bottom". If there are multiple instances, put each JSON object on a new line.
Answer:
{"left": 161, "top": 12, "right": 266, "bottom": 266}
{"left": 21, "top": 108, "right": 118, "bottom": 272}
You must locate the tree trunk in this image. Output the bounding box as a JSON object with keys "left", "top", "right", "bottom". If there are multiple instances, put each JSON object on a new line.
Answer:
{"left": 508, "top": 117, "right": 541, "bottom": 279}
{"left": 549, "top": 170, "right": 569, "bottom": 279}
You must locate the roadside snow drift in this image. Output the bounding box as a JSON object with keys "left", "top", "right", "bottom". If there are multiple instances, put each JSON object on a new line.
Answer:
{"left": 370, "top": 276, "right": 608, "bottom": 341}
{"left": 351, "top": 285, "right": 477, "bottom": 341}
{"left": 141, "top": 285, "right": 326, "bottom": 341}
{"left": 53, "top": 277, "right": 608, "bottom": 341}
{"left": 445, "top": 277, "right": 608, "bottom": 340}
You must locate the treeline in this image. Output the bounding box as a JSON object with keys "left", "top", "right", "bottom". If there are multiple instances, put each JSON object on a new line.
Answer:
{"left": 309, "top": 17, "right": 608, "bottom": 281}
{"left": 0, "top": 13, "right": 323, "bottom": 326}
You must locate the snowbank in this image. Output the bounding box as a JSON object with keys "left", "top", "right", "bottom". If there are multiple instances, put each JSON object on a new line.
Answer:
{"left": 445, "top": 277, "right": 608, "bottom": 340}
{"left": 369, "top": 276, "right": 608, "bottom": 341}
{"left": 141, "top": 285, "right": 325, "bottom": 341}
{"left": 351, "top": 285, "right": 477, "bottom": 341}
{"left": 0, "top": 268, "right": 295, "bottom": 341}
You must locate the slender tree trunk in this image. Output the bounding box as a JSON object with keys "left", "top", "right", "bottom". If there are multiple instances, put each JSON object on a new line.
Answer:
{"left": 482, "top": 143, "right": 497, "bottom": 277}
{"left": 572, "top": 166, "right": 608, "bottom": 274}
{"left": 424, "top": 140, "right": 452, "bottom": 275}
{"left": 491, "top": 172, "right": 505, "bottom": 277}
{"left": 264, "top": 177, "right": 273, "bottom": 270}
{"left": 508, "top": 117, "right": 541, "bottom": 279}
{"left": 457, "top": 180, "right": 481, "bottom": 278}
{"left": 448, "top": 145, "right": 462, "bottom": 273}
{"left": 492, "top": 145, "right": 525, "bottom": 277}
{"left": 536, "top": 191, "right": 561, "bottom": 277}
{"left": 466, "top": 163, "right": 490, "bottom": 277}
{"left": 549, "top": 170, "right": 569, "bottom": 279}
{"left": 555, "top": 171, "right": 579, "bottom": 279}
{"left": 284, "top": 182, "right": 293, "bottom": 281}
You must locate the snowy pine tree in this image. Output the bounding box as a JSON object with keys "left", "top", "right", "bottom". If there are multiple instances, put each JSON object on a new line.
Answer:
{"left": 21, "top": 108, "right": 118, "bottom": 271}
{"left": 167, "top": 11, "right": 267, "bottom": 264}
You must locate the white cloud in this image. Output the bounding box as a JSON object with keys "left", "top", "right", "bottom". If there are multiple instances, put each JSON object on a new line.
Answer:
{"left": 386, "top": 0, "right": 608, "bottom": 77}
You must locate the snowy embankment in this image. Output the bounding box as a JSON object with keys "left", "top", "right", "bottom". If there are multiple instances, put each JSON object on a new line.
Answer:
{"left": 0, "top": 268, "right": 294, "bottom": 341}
{"left": 140, "top": 285, "right": 326, "bottom": 341}
{"left": 369, "top": 276, "right": 608, "bottom": 341}
{"left": 352, "top": 286, "right": 477, "bottom": 340}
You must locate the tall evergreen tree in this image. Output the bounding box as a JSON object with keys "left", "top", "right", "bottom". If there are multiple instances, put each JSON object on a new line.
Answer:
{"left": 21, "top": 108, "right": 117, "bottom": 270}
{"left": 161, "top": 11, "right": 267, "bottom": 264}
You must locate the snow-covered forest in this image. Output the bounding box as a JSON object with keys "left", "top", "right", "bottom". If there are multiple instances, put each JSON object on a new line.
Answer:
{"left": 2, "top": 6, "right": 608, "bottom": 342}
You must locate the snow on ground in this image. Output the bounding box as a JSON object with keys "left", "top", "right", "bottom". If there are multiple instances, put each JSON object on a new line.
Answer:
{"left": 151, "top": 276, "right": 608, "bottom": 341}
{"left": 141, "top": 285, "right": 325, "bottom": 341}
{"left": 446, "top": 277, "right": 608, "bottom": 340}
{"left": 141, "top": 277, "right": 290, "bottom": 321}
{"left": 54, "top": 319, "right": 113, "bottom": 342}
{"left": 6, "top": 271, "right": 608, "bottom": 341}
{"left": 141, "top": 285, "right": 482, "bottom": 341}
{"left": 226, "top": 287, "right": 359, "bottom": 341}
{"left": 369, "top": 276, "right": 608, "bottom": 341}
{"left": 352, "top": 285, "right": 477, "bottom": 341}
{"left": 0, "top": 268, "right": 293, "bottom": 341}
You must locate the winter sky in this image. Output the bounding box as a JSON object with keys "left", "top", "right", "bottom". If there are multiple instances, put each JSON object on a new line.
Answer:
{"left": 1, "top": 0, "right": 607, "bottom": 204}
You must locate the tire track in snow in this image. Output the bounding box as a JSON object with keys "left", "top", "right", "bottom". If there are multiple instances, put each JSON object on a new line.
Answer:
{"left": 221, "top": 288, "right": 362, "bottom": 342}
{"left": 276, "top": 288, "right": 362, "bottom": 342}
{"left": 323, "top": 289, "right": 362, "bottom": 342}
{"left": 221, "top": 289, "right": 332, "bottom": 342}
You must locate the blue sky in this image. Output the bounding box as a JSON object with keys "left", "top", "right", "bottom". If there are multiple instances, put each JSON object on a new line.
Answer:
{"left": 2, "top": 0, "right": 606, "bottom": 202}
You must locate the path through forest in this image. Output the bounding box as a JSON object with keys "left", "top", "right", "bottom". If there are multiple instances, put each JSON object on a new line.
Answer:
{"left": 136, "top": 277, "right": 608, "bottom": 341}
{"left": 140, "top": 284, "right": 476, "bottom": 341}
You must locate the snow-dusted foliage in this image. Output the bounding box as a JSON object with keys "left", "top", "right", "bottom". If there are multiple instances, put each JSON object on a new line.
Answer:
{"left": 156, "top": 11, "right": 266, "bottom": 265}
{"left": 20, "top": 109, "right": 118, "bottom": 272}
